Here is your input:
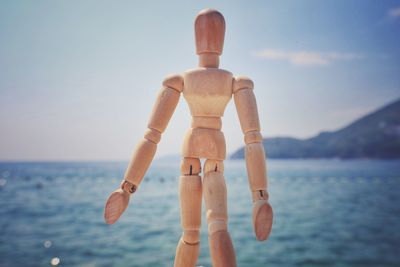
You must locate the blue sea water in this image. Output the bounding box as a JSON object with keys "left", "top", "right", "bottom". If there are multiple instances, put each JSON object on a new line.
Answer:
{"left": 0, "top": 159, "right": 399, "bottom": 267}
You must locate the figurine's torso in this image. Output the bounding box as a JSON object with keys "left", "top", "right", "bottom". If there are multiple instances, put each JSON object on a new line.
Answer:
{"left": 181, "top": 68, "right": 233, "bottom": 160}
{"left": 183, "top": 68, "right": 233, "bottom": 117}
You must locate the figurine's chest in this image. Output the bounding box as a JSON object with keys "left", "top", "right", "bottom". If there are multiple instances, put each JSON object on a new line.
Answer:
{"left": 183, "top": 68, "right": 233, "bottom": 117}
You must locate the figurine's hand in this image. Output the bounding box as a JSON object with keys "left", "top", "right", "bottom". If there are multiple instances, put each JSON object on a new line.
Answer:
{"left": 252, "top": 200, "right": 273, "bottom": 241}
{"left": 104, "top": 181, "right": 135, "bottom": 224}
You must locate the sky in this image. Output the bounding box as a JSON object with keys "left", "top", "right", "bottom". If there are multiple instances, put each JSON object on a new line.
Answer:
{"left": 0, "top": 0, "right": 399, "bottom": 161}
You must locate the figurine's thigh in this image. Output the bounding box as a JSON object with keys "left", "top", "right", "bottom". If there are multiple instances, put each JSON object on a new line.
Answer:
{"left": 179, "top": 157, "right": 202, "bottom": 243}
{"left": 203, "top": 159, "right": 227, "bottom": 231}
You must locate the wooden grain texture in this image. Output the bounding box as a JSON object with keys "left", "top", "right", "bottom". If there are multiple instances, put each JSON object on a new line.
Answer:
{"left": 104, "top": 189, "right": 130, "bottom": 225}
{"left": 195, "top": 9, "right": 225, "bottom": 55}
{"left": 252, "top": 200, "right": 273, "bottom": 241}
{"left": 183, "top": 68, "right": 232, "bottom": 117}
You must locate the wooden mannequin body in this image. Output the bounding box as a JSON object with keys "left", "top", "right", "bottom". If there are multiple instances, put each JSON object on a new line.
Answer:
{"left": 104, "top": 9, "right": 273, "bottom": 267}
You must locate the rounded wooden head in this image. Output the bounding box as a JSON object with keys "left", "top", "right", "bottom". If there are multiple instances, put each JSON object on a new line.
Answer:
{"left": 195, "top": 9, "right": 225, "bottom": 55}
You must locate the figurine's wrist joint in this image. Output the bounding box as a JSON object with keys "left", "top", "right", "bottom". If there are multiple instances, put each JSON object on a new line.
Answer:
{"left": 252, "top": 189, "right": 268, "bottom": 202}
{"left": 121, "top": 180, "right": 137, "bottom": 194}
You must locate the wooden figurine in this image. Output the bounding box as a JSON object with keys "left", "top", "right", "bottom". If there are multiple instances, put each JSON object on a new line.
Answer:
{"left": 104, "top": 8, "right": 273, "bottom": 267}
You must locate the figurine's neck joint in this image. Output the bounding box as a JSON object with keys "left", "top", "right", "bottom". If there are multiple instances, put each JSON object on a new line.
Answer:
{"left": 198, "top": 53, "right": 220, "bottom": 68}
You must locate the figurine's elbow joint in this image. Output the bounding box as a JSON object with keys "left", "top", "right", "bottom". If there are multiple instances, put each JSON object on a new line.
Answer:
{"left": 163, "top": 74, "right": 184, "bottom": 93}
{"left": 233, "top": 76, "right": 254, "bottom": 93}
{"left": 244, "top": 130, "right": 263, "bottom": 144}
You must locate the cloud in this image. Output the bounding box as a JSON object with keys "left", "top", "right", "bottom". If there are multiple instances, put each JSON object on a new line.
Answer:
{"left": 254, "top": 49, "right": 363, "bottom": 66}
{"left": 388, "top": 7, "right": 400, "bottom": 18}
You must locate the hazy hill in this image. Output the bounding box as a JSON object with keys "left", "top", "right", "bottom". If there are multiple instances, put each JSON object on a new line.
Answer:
{"left": 231, "top": 99, "right": 400, "bottom": 159}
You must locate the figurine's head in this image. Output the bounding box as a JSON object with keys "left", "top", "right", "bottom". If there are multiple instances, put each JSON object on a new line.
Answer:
{"left": 195, "top": 9, "right": 225, "bottom": 56}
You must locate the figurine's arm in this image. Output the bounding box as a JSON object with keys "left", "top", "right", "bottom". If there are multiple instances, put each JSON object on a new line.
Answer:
{"left": 104, "top": 74, "right": 183, "bottom": 224}
{"left": 123, "top": 74, "right": 183, "bottom": 188}
{"left": 233, "top": 76, "right": 273, "bottom": 241}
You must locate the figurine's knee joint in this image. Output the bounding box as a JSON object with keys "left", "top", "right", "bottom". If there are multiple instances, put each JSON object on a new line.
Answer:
{"left": 144, "top": 128, "right": 161, "bottom": 144}
{"left": 206, "top": 201, "right": 227, "bottom": 234}
{"left": 181, "top": 157, "right": 201, "bottom": 175}
{"left": 182, "top": 230, "right": 200, "bottom": 245}
{"left": 207, "top": 219, "right": 227, "bottom": 235}
{"left": 206, "top": 208, "right": 227, "bottom": 225}
{"left": 203, "top": 159, "right": 224, "bottom": 174}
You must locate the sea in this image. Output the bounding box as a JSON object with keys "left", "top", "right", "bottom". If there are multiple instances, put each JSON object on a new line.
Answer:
{"left": 0, "top": 159, "right": 399, "bottom": 267}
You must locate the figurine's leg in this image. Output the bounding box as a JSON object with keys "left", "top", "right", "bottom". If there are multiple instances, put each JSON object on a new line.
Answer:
{"left": 203, "top": 159, "right": 237, "bottom": 267}
{"left": 174, "top": 157, "right": 202, "bottom": 267}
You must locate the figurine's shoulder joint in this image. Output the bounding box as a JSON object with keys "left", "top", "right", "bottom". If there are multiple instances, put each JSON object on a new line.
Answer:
{"left": 233, "top": 76, "right": 254, "bottom": 93}
{"left": 163, "top": 74, "right": 184, "bottom": 92}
